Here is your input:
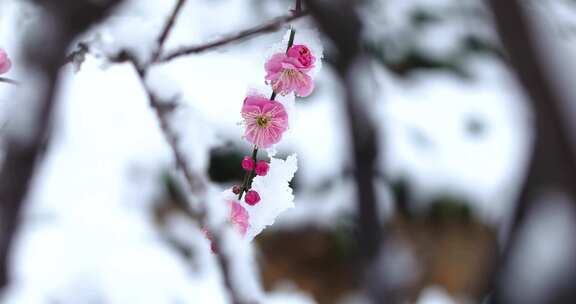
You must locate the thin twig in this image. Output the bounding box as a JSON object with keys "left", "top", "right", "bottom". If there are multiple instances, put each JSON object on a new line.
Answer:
{"left": 159, "top": 10, "right": 308, "bottom": 62}
{"left": 154, "top": 0, "right": 187, "bottom": 61}
{"left": 0, "top": 77, "right": 19, "bottom": 86}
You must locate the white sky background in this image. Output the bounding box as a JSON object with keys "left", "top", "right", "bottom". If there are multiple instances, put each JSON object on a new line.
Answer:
{"left": 0, "top": 0, "right": 535, "bottom": 303}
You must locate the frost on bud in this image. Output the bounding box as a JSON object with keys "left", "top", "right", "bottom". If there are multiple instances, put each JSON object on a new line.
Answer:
{"left": 255, "top": 160, "right": 269, "bottom": 176}
{"left": 241, "top": 156, "right": 255, "bottom": 171}
{"left": 244, "top": 190, "right": 261, "bottom": 206}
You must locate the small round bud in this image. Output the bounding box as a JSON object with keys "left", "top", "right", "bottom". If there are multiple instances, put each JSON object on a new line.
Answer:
{"left": 241, "top": 156, "right": 255, "bottom": 171}
{"left": 232, "top": 185, "right": 241, "bottom": 194}
{"left": 255, "top": 160, "right": 270, "bottom": 176}
{"left": 244, "top": 190, "right": 261, "bottom": 206}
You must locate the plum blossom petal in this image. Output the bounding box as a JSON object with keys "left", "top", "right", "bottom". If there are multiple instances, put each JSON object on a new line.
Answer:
{"left": 287, "top": 44, "right": 315, "bottom": 68}
{"left": 241, "top": 95, "right": 289, "bottom": 148}
{"left": 228, "top": 199, "right": 249, "bottom": 235}
{"left": 264, "top": 44, "right": 316, "bottom": 97}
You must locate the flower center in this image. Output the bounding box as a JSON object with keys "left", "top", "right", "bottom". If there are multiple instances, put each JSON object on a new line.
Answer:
{"left": 256, "top": 115, "right": 270, "bottom": 128}
{"left": 284, "top": 69, "right": 298, "bottom": 77}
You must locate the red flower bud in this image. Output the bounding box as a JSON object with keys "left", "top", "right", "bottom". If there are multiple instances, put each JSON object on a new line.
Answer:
{"left": 244, "top": 190, "right": 261, "bottom": 206}
{"left": 241, "top": 156, "right": 255, "bottom": 171}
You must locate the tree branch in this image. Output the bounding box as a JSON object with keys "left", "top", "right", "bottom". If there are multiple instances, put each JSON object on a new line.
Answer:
{"left": 154, "top": 0, "right": 187, "bottom": 61}
{"left": 159, "top": 10, "right": 308, "bottom": 62}
{"left": 126, "top": 53, "right": 252, "bottom": 304}
{"left": 305, "top": 0, "right": 384, "bottom": 301}
{"left": 59, "top": 1, "right": 305, "bottom": 301}
{"left": 116, "top": 1, "right": 265, "bottom": 302}
{"left": 0, "top": 77, "right": 19, "bottom": 86}
{"left": 486, "top": 1, "right": 576, "bottom": 302}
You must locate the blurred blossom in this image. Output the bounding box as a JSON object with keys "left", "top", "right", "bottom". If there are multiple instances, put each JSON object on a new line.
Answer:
{"left": 0, "top": 48, "right": 11, "bottom": 74}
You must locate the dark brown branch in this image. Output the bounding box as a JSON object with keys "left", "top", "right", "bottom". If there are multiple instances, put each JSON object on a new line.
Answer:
{"left": 305, "top": 0, "right": 384, "bottom": 301}
{"left": 64, "top": 9, "right": 307, "bottom": 68}
{"left": 159, "top": 10, "right": 308, "bottom": 62}
{"left": 487, "top": 1, "right": 576, "bottom": 303}
{"left": 154, "top": 0, "right": 187, "bottom": 61}
{"left": 0, "top": 77, "right": 19, "bottom": 86}
{"left": 0, "top": 0, "right": 123, "bottom": 289}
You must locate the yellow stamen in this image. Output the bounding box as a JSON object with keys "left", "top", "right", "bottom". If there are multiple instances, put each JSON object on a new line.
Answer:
{"left": 257, "top": 116, "right": 270, "bottom": 128}
{"left": 284, "top": 69, "right": 298, "bottom": 77}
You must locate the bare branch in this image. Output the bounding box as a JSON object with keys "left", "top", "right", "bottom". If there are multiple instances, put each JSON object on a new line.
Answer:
{"left": 0, "top": 77, "right": 19, "bottom": 86}
{"left": 159, "top": 10, "right": 308, "bottom": 62}
{"left": 64, "top": 9, "right": 307, "bottom": 70}
{"left": 154, "top": 0, "right": 188, "bottom": 61}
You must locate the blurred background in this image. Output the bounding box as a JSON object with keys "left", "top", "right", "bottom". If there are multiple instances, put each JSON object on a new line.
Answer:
{"left": 1, "top": 0, "right": 576, "bottom": 303}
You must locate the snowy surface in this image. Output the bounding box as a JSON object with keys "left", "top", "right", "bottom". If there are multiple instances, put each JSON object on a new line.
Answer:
{"left": 246, "top": 154, "right": 298, "bottom": 240}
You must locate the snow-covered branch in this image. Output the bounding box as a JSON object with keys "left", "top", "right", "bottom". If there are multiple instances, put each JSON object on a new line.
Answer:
{"left": 100, "top": 1, "right": 269, "bottom": 302}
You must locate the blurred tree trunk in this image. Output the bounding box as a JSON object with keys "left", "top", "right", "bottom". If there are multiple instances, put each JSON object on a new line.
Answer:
{"left": 487, "top": 1, "right": 576, "bottom": 302}
{"left": 0, "top": 0, "right": 122, "bottom": 289}
{"left": 305, "top": 0, "right": 386, "bottom": 301}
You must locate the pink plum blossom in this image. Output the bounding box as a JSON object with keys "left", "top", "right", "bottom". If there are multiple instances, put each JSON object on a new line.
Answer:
{"left": 204, "top": 199, "right": 250, "bottom": 251}
{"left": 241, "top": 95, "right": 288, "bottom": 148}
{"left": 228, "top": 199, "right": 249, "bottom": 235}
{"left": 287, "top": 44, "right": 315, "bottom": 68}
{"left": 241, "top": 156, "right": 255, "bottom": 171}
{"left": 244, "top": 190, "right": 261, "bottom": 206}
{"left": 264, "top": 45, "right": 316, "bottom": 97}
{"left": 0, "top": 48, "right": 11, "bottom": 75}
{"left": 255, "top": 160, "right": 269, "bottom": 176}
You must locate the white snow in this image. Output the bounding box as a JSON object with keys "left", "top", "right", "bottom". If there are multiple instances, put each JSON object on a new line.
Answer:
{"left": 245, "top": 154, "right": 298, "bottom": 240}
